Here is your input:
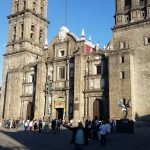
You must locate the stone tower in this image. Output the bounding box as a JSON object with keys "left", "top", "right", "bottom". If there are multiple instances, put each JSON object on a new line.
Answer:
{"left": 109, "top": 0, "right": 150, "bottom": 120}
{"left": 0, "top": 0, "right": 48, "bottom": 119}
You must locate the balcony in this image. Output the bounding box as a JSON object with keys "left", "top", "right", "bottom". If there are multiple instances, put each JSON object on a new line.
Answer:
{"left": 54, "top": 80, "right": 70, "bottom": 90}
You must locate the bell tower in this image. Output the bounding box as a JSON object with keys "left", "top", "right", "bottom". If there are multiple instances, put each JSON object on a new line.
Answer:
{"left": 0, "top": 0, "right": 49, "bottom": 119}
{"left": 7, "top": 0, "right": 48, "bottom": 54}
{"left": 109, "top": 0, "right": 150, "bottom": 121}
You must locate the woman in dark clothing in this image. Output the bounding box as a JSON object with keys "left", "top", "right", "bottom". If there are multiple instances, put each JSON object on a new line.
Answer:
{"left": 66, "top": 122, "right": 88, "bottom": 150}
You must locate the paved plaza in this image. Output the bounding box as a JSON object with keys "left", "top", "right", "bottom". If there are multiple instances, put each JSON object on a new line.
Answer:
{"left": 0, "top": 125, "right": 150, "bottom": 150}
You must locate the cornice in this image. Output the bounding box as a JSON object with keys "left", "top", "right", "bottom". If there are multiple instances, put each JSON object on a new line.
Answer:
{"left": 7, "top": 9, "right": 49, "bottom": 24}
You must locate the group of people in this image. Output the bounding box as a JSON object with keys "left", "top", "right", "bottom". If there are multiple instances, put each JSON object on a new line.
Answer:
{"left": 23, "top": 118, "right": 62, "bottom": 133}
{"left": 1, "top": 117, "right": 116, "bottom": 150}
{"left": 66, "top": 119, "right": 116, "bottom": 150}
{"left": 2, "top": 119, "right": 22, "bottom": 129}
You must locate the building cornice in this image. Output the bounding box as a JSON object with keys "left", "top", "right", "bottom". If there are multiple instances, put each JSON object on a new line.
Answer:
{"left": 7, "top": 9, "right": 49, "bottom": 24}
{"left": 4, "top": 49, "right": 42, "bottom": 57}
{"left": 113, "top": 18, "right": 150, "bottom": 31}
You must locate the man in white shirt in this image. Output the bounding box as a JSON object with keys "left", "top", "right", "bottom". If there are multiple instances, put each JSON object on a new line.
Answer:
{"left": 99, "top": 121, "right": 106, "bottom": 146}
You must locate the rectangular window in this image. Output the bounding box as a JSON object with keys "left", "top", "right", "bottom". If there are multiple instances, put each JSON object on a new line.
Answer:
{"left": 125, "top": 0, "right": 131, "bottom": 7}
{"left": 120, "top": 42, "right": 126, "bottom": 49}
{"left": 59, "top": 66, "right": 65, "bottom": 79}
{"left": 142, "top": 12, "right": 145, "bottom": 17}
{"left": 132, "top": 11, "right": 137, "bottom": 18}
{"left": 120, "top": 56, "right": 125, "bottom": 63}
{"left": 117, "top": 15, "right": 122, "bottom": 22}
{"left": 13, "top": 26, "right": 16, "bottom": 41}
{"left": 125, "top": 15, "right": 129, "bottom": 22}
{"left": 59, "top": 50, "right": 65, "bottom": 57}
{"left": 120, "top": 71, "right": 125, "bottom": 79}
{"left": 96, "top": 65, "right": 101, "bottom": 75}
{"left": 144, "top": 37, "right": 150, "bottom": 45}
{"left": 139, "top": 0, "right": 145, "bottom": 6}
{"left": 23, "top": 1, "right": 26, "bottom": 9}
{"left": 21, "top": 24, "right": 24, "bottom": 38}
{"left": 31, "top": 74, "right": 35, "bottom": 83}
{"left": 16, "top": 3, "right": 19, "bottom": 12}
{"left": 33, "top": 2, "right": 36, "bottom": 11}
{"left": 41, "top": 7, "right": 44, "bottom": 15}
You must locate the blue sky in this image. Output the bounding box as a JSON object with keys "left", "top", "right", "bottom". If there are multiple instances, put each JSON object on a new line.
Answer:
{"left": 0, "top": 0, "right": 115, "bottom": 86}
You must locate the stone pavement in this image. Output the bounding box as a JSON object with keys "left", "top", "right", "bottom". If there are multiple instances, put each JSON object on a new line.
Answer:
{"left": 0, "top": 125, "right": 150, "bottom": 150}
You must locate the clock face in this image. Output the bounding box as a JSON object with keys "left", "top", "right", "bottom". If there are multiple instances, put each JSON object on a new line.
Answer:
{"left": 59, "top": 31, "right": 66, "bottom": 41}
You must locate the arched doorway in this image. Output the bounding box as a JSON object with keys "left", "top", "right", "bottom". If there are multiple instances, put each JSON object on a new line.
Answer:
{"left": 93, "top": 99, "right": 103, "bottom": 120}
{"left": 26, "top": 102, "right": 34, "bottom": 120}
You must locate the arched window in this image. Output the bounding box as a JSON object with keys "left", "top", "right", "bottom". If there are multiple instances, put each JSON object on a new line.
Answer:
{"left": 39, "top": 29, "right": 43, "bottom": 43}
{"left": 30, "top": 25, "right": 35, "bottom": 40}
{"left": 21, "top": 24, "right": 24, "bottom": 39}
{"left": 13, "top": 26, "right": 16, "bottom": 41}
{"left": 15, "top": 2, "right": 19, "bottom": 12}
{"left": 125, "top": 0, "right": 131, "bottom": 7}
{"left": 139, "top": 0, "right": 145, "bottom": 6}
{"left": 33, "top": 1, "right": 36, "bottom": 11}
{"left": 41, "top": 6, "right": 44, "bottom": 15}
{"left": 40, "top": 0, "right": 45, "bottom": 16}
{"left": 23, "top": 1, "right": 26, "bottom": 10}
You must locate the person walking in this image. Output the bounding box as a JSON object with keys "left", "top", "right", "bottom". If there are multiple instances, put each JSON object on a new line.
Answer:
{"left": 33, "top": 120, "right": 38, "bottom": 131}
{"left": 24, "top": 121, "right": 28, "bottom": 132}
{"left": 99, "top": 121, "right": 106, "bottom": 146}
{"left": 29, "top": 120, "right": 33, "bottom": 131}
{"left": 38, "top": 118, "right": 43, "bottom": 133}
{"left": 66, "top": 121, "right": 88, "bottom": 150}
{"left": 51, "top": 119, "right": 56, "bottom": 134}
{"left": 56, "top": 119, "right": 61, "bottom": 132}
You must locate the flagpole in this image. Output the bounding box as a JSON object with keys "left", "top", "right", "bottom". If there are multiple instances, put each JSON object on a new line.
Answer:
{"left": 65, "top": 0, "right": 68, "bottom": 26}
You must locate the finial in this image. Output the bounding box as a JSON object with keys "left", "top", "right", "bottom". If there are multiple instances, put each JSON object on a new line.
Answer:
{"left": 95, "top": 42, "right": 99, "bottom": 51}
{"left": 107, "top": 45, "right": 110, "bottom": 50}
{"left": 81, "top": 28, "right": 85, "bottom": 40}
{"left": 44, "top": 37, "right": 48, "bottom": 49}
{"left": 103, "top": 45, "right": 106, "bottom": 50}
{"left": 89, "top": 35, "right": 92, "bottom": 42}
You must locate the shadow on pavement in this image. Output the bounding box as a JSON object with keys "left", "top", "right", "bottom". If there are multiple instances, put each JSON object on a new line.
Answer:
{"left": 0, "top": 127, "right": 72, "bottom": 150}
{"left": 0, "top": 125, "right": 150, "bottom": 150}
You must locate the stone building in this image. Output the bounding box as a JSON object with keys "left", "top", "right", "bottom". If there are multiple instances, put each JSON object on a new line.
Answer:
{"left": 0, "top": 0, "right": 48, "bottom": 120}
{"left": 1, "top": 0, "right": 150, "bottom": 123}
{"left": 0, "top": 0, "right": 109, "bottom": 122}
{"left": 41, "top": 27, "right": 109, "bottom": 122}
{"left": 109, "top": 0, "right": 150, "bottom": 121}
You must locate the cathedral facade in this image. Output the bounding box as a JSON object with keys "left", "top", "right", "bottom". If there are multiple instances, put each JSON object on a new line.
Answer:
{"left": 0, "top": 0, "right": 150, "bottom": 123}
{"left": 0, "top": 0, "right": 109, "bottom": 122}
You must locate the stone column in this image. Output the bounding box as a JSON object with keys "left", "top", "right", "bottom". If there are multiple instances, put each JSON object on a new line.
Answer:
{"left": 22, "top": 101, "right": 28, "bottom": 120}
{"left": 34, "top": 61, "right": 46, "bottom": 119}
{"left": 65, "top": 60, "right": 70, "bottom": 119}
{"left": 87, "top": 97, "right": 89, "bottom": 117}
{"left": 88, "top": 97, "right": 95, "bottom": 120}
{"left": 84, "top": 97, "right": 87, "bottom": 117}
{"left": 64, "top": 93, "right": 69, "bottom": 121}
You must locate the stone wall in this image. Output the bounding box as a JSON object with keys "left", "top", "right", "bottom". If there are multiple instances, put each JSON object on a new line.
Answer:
{"left": 110, "top": 20, "right": 150, "bottom": 120}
